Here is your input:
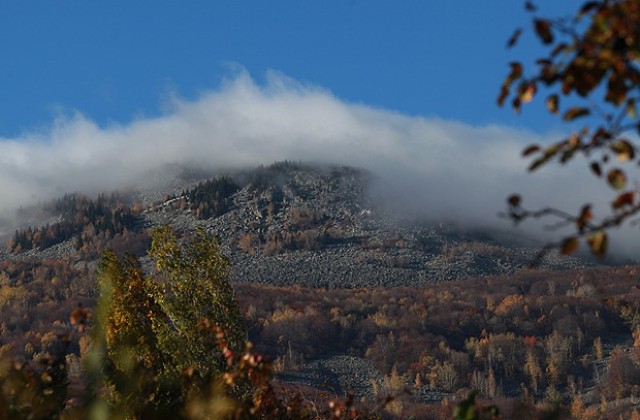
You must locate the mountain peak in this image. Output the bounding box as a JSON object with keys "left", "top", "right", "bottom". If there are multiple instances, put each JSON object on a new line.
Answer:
{"left": 3, "top": 161, "right": 590, "bottom": 287}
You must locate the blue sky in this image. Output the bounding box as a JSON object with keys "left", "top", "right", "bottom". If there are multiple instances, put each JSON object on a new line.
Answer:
{"left": 0, "top": 1, "right": 581, "bottom": 136}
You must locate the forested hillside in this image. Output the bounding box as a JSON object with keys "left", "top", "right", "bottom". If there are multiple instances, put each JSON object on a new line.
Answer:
{"left": 7, "top": 193, "right": 140, "bottom": 258}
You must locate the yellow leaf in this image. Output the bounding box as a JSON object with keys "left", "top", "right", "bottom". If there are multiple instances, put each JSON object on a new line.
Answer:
{"left": 607, "top": 168, "right": 627, "bottom": 190}
{"left": 587, "top": 231, "right": 608, "bottom": 259}
{"left": 611, "top": 140, "right": 635, "bottom": 162}
{"left": 563, "top": 107, "right": 590, "bottom": 121}
{"left": 546, "top": 94, "right": 559, "bottom": 114}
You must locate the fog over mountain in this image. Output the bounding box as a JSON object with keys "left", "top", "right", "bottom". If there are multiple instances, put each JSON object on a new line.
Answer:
{"left": 0, "top": 70, "right": 630, "bottom": 257}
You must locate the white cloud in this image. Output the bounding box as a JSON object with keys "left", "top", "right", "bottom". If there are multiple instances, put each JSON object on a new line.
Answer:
{"left": 0, "top": 69, "right": 631, "bottom": 257}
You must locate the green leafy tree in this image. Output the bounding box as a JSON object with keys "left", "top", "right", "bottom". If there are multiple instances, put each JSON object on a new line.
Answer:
{"left": 94, "top": 250, "right": 179, "bottom": 415}
{"left": 146, "top": 225, "right": 246, "bottom": 384}
{"left": 93, "top": 225, "right": 247, "bottom": 417}
{"left": 499, "top": 0, "right": 640, "bottom": 258}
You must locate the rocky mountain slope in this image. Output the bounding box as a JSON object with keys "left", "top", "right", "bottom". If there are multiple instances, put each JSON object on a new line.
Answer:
{"left": 137, "top": 161, "right": 589, "bottom": 287}
{"left": 1, "top": 161, "right": 589, "bottom": 287}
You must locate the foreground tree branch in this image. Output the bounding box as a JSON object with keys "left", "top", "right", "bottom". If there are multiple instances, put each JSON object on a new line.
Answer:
{"left": 500, "top": 0, "right": 640, "bottom": 258}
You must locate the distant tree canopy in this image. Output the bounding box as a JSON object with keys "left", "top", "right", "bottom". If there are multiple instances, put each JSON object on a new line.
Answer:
{"left": 181, "top": 177, "right": 240, "bottom": 219}
{"left": 500, "top": 0, "right": 640, "bottom": 258}
{"left": 8, "top": 193, "right": 137, "bottom": 253}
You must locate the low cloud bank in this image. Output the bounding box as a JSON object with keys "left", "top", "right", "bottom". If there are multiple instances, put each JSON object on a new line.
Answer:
{"left": 0, "top": 70, "right": 631, "bottom": 257}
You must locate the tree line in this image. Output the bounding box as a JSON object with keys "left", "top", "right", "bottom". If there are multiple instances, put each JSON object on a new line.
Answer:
{"left": 7, "top": 193, "right": 138, "bottom": 254}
